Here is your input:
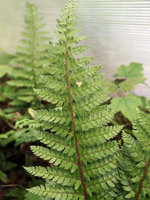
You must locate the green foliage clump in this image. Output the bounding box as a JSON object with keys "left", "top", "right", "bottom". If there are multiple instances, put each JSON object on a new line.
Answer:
{"left": 105, "top": 62, "right": 147, "bottom": 122}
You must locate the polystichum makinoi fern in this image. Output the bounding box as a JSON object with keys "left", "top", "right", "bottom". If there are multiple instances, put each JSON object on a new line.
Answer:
{"left": 6, "top": 2, "right": 50, "bottom": 111}
{"left": 2, "top": 2, "right": 52, "bottom": 147}
{"left": 21, "top": 1, "right": 124, "bottom": 199}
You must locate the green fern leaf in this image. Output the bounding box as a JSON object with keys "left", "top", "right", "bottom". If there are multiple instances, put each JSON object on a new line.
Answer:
{"left": 118, "top": 100, "right": 150, "bottom": 199}
{"left": 6, "top": 2, "right": 51, "bottom": 110}
{"left": 27, "top": 184, "right": 84, "bottom": 200}
{"left": 111, "top": 94, "right": 143, "bottom": 121}
{"left": 23, "top": 1, "right": 123, "bottom": 199}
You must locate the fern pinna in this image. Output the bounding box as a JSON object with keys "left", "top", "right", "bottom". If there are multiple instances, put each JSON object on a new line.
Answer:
{"left": 117, "top": 99, "right": 150, "bottom": 200}
{"left": 23, "top": 1, "right": 123, "bottom": 199}
{"left": 6, "top": 2, "right": 50, "bottom": 111}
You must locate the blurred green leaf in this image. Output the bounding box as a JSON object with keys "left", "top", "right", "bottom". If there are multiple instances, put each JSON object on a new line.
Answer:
{"left": 0, "top": 152, "right": 16, "bottom": 184}
{"left": 0, "top": 85, "right": 15, "bottom": 102}
{"left": 0, "top": 133, "right": 8, "bottom": 139}
{"left": 0, "top": 108, "right": 17, "bottom": 120}
{"left": 0, "top": 65, "right": 10, "bottom": 78}
{"left": 119, "top": 79, "right": 135, "bottom": 92}
{"left": 5, "top": 162, "right": 17, "bottom": 170}
{"left": 131, "top": 77, "right": 147, "bottom": 84}
{"left": 5, "top": 188, "right": 25, "bottom": 200}
{"left": 0, "top": 170, "right": 8, "bottom": 183}
{"left": 111, "top": 94, "right": 143, "bottom": 121}
{"left": 139, "top": 96, "right": 147, "bottom": 108}
{"left": 113, "top": 73, "right": 119, "bottom": 78}
{"left": 124, "top": 128, "right": 135, "bottom": 137}
{"left": 25, "top": 192, "right": 50, "bottom": 200}
{"left": 0, "top": 51, "right": 14, "bottom": 65}
{"left": 0, "top": 86, "right": 5, "bottom": 102}
{"left": 105, "top": 81, "right": 118, "bottom": 93}
{"left": 117, "top": 62, "right": 147, "bottom": 84}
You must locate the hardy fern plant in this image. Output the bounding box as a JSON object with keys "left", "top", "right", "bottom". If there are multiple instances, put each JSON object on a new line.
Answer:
{"left": 1, "top": 2, "right": 51, "bottom": 147}
{"left": 6, "top": 2, "right": 50, "bottom": 111}
{"left": 18, "top": 1, "right": 150, "bottom": 199}
{"left": 20, "top": 1, "right": 124, "bottom": 199}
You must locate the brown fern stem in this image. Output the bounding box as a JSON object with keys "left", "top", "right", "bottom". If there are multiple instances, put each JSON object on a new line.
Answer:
{"left": 5, "top": 119, "right": 19, "bottom": 130}
{"left": 64, "top": 6, "right": 88, "bottom": 200}
{"left": 135, "top": 159, "right": 150, "bottom": 200}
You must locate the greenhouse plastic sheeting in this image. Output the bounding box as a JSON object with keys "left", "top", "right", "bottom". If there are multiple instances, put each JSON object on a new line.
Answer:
{"left": 0, "top": 0, "right": 150, "bottom": 97}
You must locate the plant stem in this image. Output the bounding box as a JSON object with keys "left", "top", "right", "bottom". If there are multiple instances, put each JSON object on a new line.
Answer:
{"left": 5, "top": 119, "right": 19, "bottom": 130}
{"left": 65, "top": 6, "right": 88, "bottom": 200}
{"left": 135, "top": 159, "right": 150, "bottom": 200}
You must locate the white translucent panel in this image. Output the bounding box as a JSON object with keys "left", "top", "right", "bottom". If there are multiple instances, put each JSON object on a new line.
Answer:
{"left": 0, "top": 0, "right": 150, "bottom": 97}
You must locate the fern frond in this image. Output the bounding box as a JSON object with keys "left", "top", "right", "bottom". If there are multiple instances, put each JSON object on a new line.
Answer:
{"left": 118, "top": 100, "right": 150, "bottom": 199}
{"left": 7, "top": 80, "right": 35, "bottom": 88}
{"left": 70, "top": 65, "right": 100, "bottom": 82}
{"left": 30, "top": 145, "right": 78, "bottom": 173}
{"left": 76, "top": 56, "right": 94, "bottom": 68}
{"left": 34, "top": 131, "right": 75, "bottom": 156}
{"left": 79, "top": 125, "right": 123, "bottom": 147}
{"left": 72, "top": 45, "right": 89, "bottom": 56}
{"left": 34, "top": 88, "right": 67, "bottom": 107}
{"left": 73, "top": 89, "right": 110, "bottom": 114}
{"left": 16, "top": 118, "right": 41, "bottom": 129}
{"left": 14, "top": 128, "right": 38, "bottom": 147}
{"left": 24, "top": 166, "right": 81, "bottom": 189}
{"left": 80, "top": 141, "right": 119, "bottom": 165}
{"left": 39, "top": 75, "right": 68, "bottom": 93}
{"left": 24, "top": 1, "right": 123, "bottom": 199}
{"left": 6, "top": 2, "right": 51, "bottom": 110}
{"left": 16, "top": 119, "right": 74, "bottom": 141}
{"left": 76, "top": 108, "right": 114, "bottom": 131}
{"left": 33, "top": 109, "right": 72, "bottom": 125}
{"left": 71, "top": 78, "right": 106, "bottom": 101}
{"left": 27, "top": 184, "right": 84, "bottom": 200}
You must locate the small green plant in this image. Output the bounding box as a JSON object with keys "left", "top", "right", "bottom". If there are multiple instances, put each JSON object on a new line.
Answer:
{"left": 105, "top": 62, "right": 147, "bottom": 122}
